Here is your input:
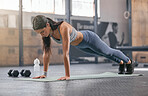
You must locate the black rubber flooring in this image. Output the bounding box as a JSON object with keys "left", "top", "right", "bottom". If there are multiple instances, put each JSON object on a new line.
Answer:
{"left": 0, "top": 63, "right": 148, "bottom": 96}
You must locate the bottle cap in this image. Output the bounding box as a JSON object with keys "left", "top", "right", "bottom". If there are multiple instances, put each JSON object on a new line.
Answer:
{"left": 34, "top": 58, "right": 40, "bottom": 65}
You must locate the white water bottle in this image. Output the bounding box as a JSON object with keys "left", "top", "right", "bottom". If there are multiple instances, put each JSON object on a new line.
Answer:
{"left": 34, "top": 58, "right": 40, "bottom": 77}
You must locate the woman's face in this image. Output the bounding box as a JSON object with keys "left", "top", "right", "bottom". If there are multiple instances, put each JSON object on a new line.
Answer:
{"left": 34, "top": 23, "right": 51, "bottom": 37}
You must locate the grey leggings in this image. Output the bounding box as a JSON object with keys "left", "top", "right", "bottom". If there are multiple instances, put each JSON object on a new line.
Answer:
{"left": 75, "top": 30, "right": 130, "bottom": 63}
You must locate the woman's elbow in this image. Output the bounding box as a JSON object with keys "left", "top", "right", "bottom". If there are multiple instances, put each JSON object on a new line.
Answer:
{"left": 43, "top": 53, "right": 50, "bottom": 59}
{"left": 63, "top": 53, "right": 69, "bottom": 58}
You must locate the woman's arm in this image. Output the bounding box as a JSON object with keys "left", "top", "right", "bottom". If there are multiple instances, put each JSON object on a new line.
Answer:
{"left": 57, "top": 24, "right": 71, "bottom": 80}
{"left": 43, "top": 51, "right": 50, "bottom": 73}
{"left": 33, "top": 50, "right": 50, "bottom": 79}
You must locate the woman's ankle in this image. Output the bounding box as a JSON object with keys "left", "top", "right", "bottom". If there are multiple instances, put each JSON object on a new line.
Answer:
{"left": 127, "top": 60, "right": 131, "bottom": 64}
{"left": 120, "top": 60, "right": 124, "bottom": 64}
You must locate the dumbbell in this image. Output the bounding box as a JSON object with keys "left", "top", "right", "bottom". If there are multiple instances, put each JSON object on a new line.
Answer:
{"left": 8, "top": 70, "right": 19, "bottom": 77}
{"left": 20, "top": 69, "right": 31, "bottom": 77}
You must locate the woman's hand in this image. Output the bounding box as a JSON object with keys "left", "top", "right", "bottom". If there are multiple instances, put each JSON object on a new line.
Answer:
{"left": 57, "top": 76, "right": 70, "bottom": 80}
{"left": 32, "top": 75, "right": 46, "bottom": 79}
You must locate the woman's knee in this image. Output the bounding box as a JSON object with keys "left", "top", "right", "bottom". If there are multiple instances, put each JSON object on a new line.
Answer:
{"left": 112, "top": 49, "right": 122, "bottom": 54}
{"left": 102, "top": 48, "right": 121, "bottom": 56}
{"left": 101, "top": 50, "right": 113, "bottom": 56}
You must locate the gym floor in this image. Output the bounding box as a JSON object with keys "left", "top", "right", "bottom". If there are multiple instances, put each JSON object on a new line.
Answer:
{"left": 0, "top": 63, "right": 148, "bottom": 96}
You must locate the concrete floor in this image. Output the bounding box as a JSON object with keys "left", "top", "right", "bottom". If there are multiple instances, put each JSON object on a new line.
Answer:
{"left": 0, "top": 63, "right": 148, "bottom": 96}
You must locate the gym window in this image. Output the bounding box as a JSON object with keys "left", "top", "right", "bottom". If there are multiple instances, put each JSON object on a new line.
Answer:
{"left": 31, "top": 30, "right": 37, "bottom": 36}
{"left": 8, "top": 48, "right": 15, "bottom": 54}
{"left": 72, "top": 0, "right": 100, "bottom": 17}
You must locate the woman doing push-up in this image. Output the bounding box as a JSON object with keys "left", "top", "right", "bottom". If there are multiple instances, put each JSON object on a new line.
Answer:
{"left": 32, "top": 15, "right": 134, "bottom": 80}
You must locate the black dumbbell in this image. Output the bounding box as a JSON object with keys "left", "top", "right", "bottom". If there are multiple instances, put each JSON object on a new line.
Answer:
{"left": 8, "top": 70, "right": 19, "bottom": 77}
{"left": 20, "top": 69, "right": 31, "bottom": 77}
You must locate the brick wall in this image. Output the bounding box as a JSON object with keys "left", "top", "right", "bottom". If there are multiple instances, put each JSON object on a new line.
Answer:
{"left": 0, "top": 28, "right": 64, "bottom": 66}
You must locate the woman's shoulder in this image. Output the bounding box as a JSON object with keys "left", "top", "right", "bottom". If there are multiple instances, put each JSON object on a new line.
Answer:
{"left": 59, "top": 21, "right": 73, "bottom": 30}
{"left": 60, "top": 21, "right": 71, "bottom": 26}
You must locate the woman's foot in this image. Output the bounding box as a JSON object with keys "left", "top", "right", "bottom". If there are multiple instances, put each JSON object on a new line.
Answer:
{"left": 125, "top": 60, "right": 135, "bottom": 74}
{"left": 118, "top": 64, "right": 125, "bottom": 74}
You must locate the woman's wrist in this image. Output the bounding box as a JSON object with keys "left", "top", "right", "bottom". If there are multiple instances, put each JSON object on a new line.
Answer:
{"left": 44, "top": 71, "right": 47, "bottom": 76}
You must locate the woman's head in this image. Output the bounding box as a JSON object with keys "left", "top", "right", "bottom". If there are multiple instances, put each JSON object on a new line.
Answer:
{"left": 32, "top": 15, "right": 63, "bottom": 53}
{"left": 32, "top": 15, "right": 63, "bottom": 37}
{"left": 33, "top": 15, "right": 51, "bottom": 37}
{"left": 33, "top": 15, "right": 47, "bottom": 30}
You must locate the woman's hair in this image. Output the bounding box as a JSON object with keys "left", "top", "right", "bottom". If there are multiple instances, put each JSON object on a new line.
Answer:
{"left": 32, "top": 15, "right": 63, "bottom": 53}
